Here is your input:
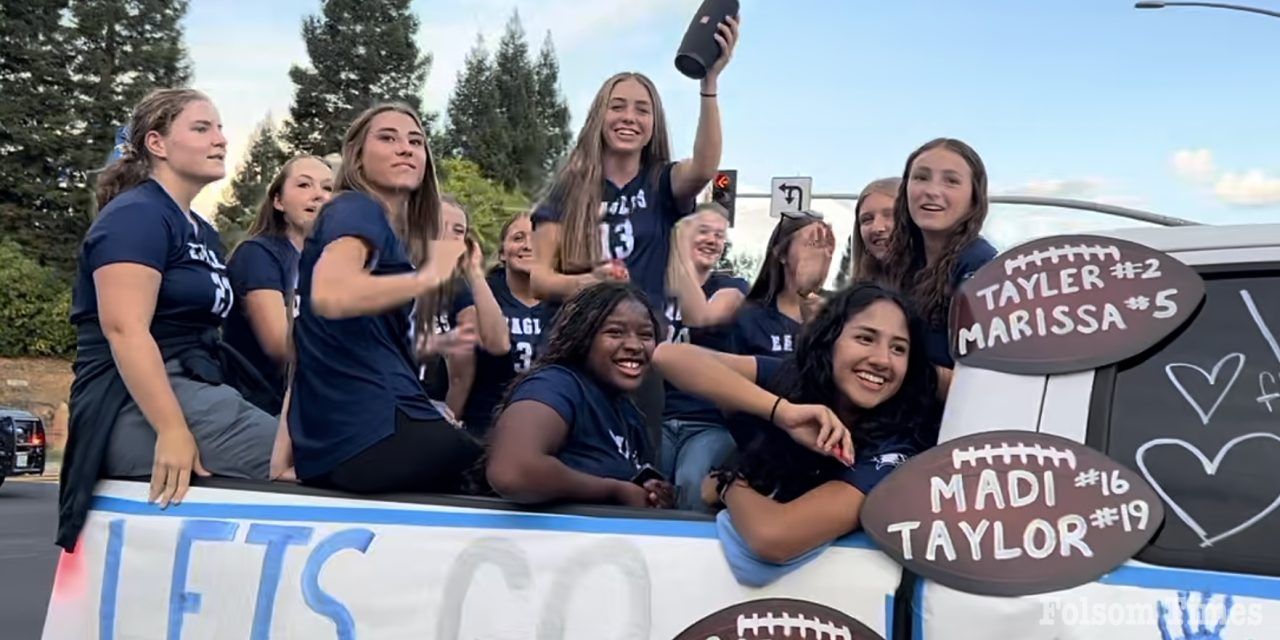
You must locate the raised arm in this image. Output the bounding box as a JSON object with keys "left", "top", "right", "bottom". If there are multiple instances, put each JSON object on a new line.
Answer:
{"left": 310, "top": 237, "right": 464, "bottom": 319}
{"left": 461, "top": 245, "right": 511, "bottom": 355}
{"left": 719, "top": 478, "right": 865, "bottom": 563}
{"left": 486, "top": 401, "right": 648, "bottom": 506}
{"left": 669, "top": 16, "right": 738, "bottom": 201}
{"left": 95, "top": 263, "right": 209, "bottom": 507}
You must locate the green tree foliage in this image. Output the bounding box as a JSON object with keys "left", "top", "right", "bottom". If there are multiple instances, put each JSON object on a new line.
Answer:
{"left": 0, "top": 241, "right": 76, "bottom": 357}
{"left": 442, "top": 37, "right": 507, "bottom": 187}
{"left": 532, "top": 32, "right": 571, "bottom": 177}
{"left": 0, "top": 0, "right": 192, "bottom": 277}
{"left": 0, "top": 0, "right": 88, "bottom": 277}
{"left": 437, "top": 157, "right": 529, "bottom": 255}
{"left": 285, "top": 0, "right": 433, "bottom": 157}
{"left": 443, "top": 12, "right": 570, "bottom": 196}
{"left": 215, "top": 116, "right": 288, "bottom": 250}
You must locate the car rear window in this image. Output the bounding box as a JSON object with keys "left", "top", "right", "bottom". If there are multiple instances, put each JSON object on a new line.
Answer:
{"left": 1089, "top": 268, "right": 1280, "bottom": 577}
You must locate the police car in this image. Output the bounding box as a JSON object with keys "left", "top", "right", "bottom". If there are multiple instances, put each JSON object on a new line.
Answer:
{"left": 1, "top": 407, "right": 47, "bottom": 488}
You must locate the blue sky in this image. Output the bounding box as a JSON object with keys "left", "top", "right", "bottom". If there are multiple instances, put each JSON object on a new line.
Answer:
{"left": 184, "top": 0, "right": 1280, "bottom": 259}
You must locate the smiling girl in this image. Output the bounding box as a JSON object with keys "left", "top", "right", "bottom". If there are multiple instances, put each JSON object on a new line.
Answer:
{"left": 850, "top": 177, "right": 899, "bottom": 284}
{"left": 884, "top": 139, "right": 997, "bottom": 373}
{"left": 654, "top": 283, "right": 941, "bottom": 579}
{"left": 456, "top": 211, "right": 547, "bottom": 437}
{"left": 486, "top": 282, "right": 672, "bottom": 508}
{"left": 288, "top": 103, "right": 480, "bottom": 494}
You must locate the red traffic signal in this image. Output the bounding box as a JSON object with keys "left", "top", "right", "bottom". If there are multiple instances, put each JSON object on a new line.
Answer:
{"left": 711, "top": 169, "right": 737, "bottom": 226}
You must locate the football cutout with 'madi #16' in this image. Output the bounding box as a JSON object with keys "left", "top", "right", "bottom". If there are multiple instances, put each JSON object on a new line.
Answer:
{"left": 950, "top": 234, "right": 1205, "bottom": 375}
{"left": 860, "top": 431, "right": 1165, "bottom": 597}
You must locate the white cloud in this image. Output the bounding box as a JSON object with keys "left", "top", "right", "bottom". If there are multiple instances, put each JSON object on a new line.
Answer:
{"left": 1001, "top": 178, "right": 1107, "bottom": 199}
{"left": 1214, "top": 170, "right": 1280, "bottom": 207}
{"left": 1171, "top": 148, "right": 1217, "bottom": 184}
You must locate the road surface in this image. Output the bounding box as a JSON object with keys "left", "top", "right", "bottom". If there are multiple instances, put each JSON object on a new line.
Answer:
{"left": 0, "top": 479, "right": 59, "bottom": 640}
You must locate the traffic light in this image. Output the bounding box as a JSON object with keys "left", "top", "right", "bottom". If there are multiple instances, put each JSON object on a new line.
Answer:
{"left": 711, "top": 169, "right": 737, "bottom": 226}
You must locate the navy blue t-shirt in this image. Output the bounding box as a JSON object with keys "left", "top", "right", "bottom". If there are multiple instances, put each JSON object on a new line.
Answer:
{"left": 923, "top": 236, "right": 998, "bottom": 368}
{"left": 460, "top": 270, "right": 546, "bottom": 435}
{"left": 730, "top": 302, "right": 803, "bottom": 357}
{"left": 418, "top": 283, "right": 476, "bottom": 397}
{"left": 223, "top": 234, "right": 299, "bottom": 396}
{"left": 71, "top": 179, "right": 233, "bottom": 330}
{"left": 662, "top": 274, "right": 750, "bottom": 423}
{"left": 289, "top": 191, "right": 441, "bottom": 479}
{"left": 532, "top": 162, "right": 695, "bottom": 312}
{"left": 506, "top": 364, "right": 647, "bottom": 481}
{"left": 741, "top": 356, "right": 919, "bottom": 496}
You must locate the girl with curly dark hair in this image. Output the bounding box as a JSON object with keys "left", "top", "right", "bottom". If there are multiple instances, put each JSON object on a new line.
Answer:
{"left": 653, "top": 283, "right": 940, "bottom": 581}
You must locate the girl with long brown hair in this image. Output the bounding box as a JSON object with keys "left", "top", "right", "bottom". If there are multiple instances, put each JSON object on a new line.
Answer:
{"left": 288, "top": 103, "right": 479, "bottom": 494}
{"left": 60, "top": 89, "right": 283, "bottom": 550}
{"left": 529, "top": 16, "right": 739, "bottom": 453}
{"left": 223, "top": 155, "right": 333, "bottom": 398}
{"left": 729, "top": 214, "right": 835, "bottom": 357}
{"left": 882, "top": 138, "right": 997, "bottom": 377}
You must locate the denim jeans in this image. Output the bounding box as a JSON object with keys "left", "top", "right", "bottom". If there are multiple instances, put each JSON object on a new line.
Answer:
{"left": 661, "top": 419, "right": 735, "bottom": 511}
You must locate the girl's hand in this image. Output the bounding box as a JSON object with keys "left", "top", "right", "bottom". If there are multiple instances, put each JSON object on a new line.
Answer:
{"left": 150, "top": 428, "right": 210, "bottom": 508}
{"left": 771, "top": 400, "right": 855, "bottom": 466}
{"left": 792, "top": 223, "right": 835, "bottom": 296}
{"left": 416, "top": 322, "right": 478, "bottom": 359}
{"left": 704, "top": 15, "right": 740, "bottom": 83}
{"left": 417, "top": 240, "right": 468, "bottom": 292}
{"left": 463, "top": 236, "right": 485, "bottom": 280}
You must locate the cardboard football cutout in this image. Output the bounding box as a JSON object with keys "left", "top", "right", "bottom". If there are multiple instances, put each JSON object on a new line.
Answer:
{"left": 674, "top": 598, "right": 885, "bottom": 640}
{"left": 951, "top": 235, "right": 1205, "bottom": 375}
{"left": 861, "top": 431, "right": 1165, "bottom": 597}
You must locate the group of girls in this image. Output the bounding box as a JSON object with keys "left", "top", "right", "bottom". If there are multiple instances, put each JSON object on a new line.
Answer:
{"left": 55, "top": 10, "right": 1001, "bottom": 586}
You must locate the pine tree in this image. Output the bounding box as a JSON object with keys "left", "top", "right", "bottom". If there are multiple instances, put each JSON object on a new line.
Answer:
{"left": 285, "top": 0, "right": 433, "bottom": 157}
{"left": 70, "top": 0, "right": 193, "bottom": 181}
{"left": 215, "top": 116, "right": 288, "bottom": 251}
{"left": 444, "top": 15, "right": 570, "bottom": 197}
{"left": 442, "top": 37, "right": 506, "bottom": 180}
{"left": 490, "top": 11, "right": 541, "bottom": 193}
{"left": 533, "top": 32, "right": 571, "bottom": 180}
{"left": 0, "top": 0, "right": 86, "bottom": 276}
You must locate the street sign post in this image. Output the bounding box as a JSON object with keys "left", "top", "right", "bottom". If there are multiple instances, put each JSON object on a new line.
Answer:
{"left": 770, "top": 176, "right": 812, "bottom": 218}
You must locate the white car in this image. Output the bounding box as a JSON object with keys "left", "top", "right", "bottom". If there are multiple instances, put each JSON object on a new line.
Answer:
{"left": 924, "top": 222, "right": 1280, "bottom": 639}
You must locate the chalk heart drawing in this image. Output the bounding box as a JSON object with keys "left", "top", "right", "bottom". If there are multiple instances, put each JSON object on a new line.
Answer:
{"left": 1164, "top": 353, "right": 1245, "bottom": 426}
{"left": 1137, "top": 432, "right": 1280, "bottom": 548}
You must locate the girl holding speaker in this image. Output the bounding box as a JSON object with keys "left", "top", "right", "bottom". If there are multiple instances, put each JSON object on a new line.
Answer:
{"left": 529, "top": 13, "right": 739, "bottom": 453}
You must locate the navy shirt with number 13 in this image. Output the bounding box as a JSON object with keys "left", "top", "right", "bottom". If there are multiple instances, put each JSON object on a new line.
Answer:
{"left": 533, "top": 162, "right": 695, "bottom": 317}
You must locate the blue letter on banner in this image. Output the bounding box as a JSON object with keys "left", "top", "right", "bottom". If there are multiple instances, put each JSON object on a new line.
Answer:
{"left": 302, "top": 529, "right": 375, "bottom": 640}
{"left": 245, "top": 524, "right": 314, "bottom": 640}
{"left": 168, "top": 519, "right": 239, "bottom": 640}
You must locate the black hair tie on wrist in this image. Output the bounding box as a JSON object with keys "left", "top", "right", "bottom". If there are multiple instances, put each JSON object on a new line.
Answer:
{"left": 700, "top": 92, "right": 717, "bottom": 98}
{"left": 769, "top": 396, "right": 783, "bottom": 424}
